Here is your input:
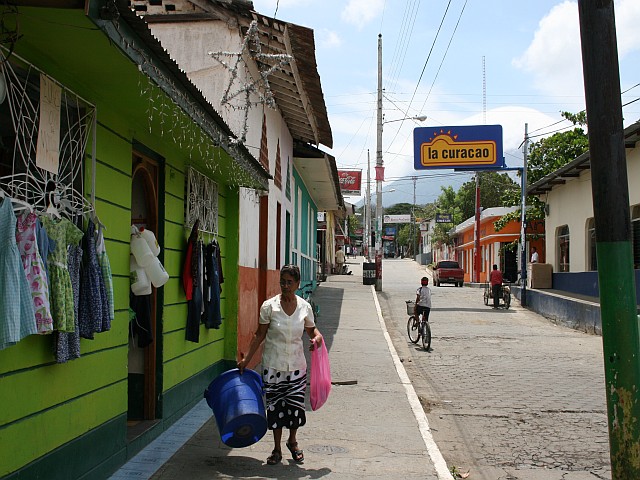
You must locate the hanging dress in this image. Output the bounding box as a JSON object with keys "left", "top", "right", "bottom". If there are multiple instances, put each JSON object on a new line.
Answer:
{"left": 0, "top": 198, "right": 37, "bottom": 350}
{"left": 16, "top": 211, "right": 54, "bottom": 334}
{"left": 78, "top": 219, "right": 109, "bottom": 339}
{"left": 55, "top": 244, "right": 82, "bottom": 363}
{"left": 40, "top": 216, "right": 84, "bottom": 333}
{"left": 96, "top": 225, "right": 114, "bottom": 327}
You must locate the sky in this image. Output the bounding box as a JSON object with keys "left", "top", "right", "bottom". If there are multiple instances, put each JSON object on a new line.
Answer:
{"left": 251, "top": 0, "right": 640, "bottom": 206}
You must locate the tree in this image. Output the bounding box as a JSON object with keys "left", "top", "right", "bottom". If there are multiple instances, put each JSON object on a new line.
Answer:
{"left": 495, "top": 112, "right": 589, "bottom": 232}
{"left": 455, "top": 172, "right": 519, "bottom": 220}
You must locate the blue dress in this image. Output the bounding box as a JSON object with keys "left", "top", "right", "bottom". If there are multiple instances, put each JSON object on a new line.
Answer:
{"left": 0, "top": 198, "right": 37, "bottom": 350}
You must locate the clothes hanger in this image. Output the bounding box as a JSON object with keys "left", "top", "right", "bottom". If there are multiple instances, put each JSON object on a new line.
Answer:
{"left": 0, "top": 186, "right": 33, "bottom": 213}
{"left": 45, "top": 191, "right": 62, "bottom": 220}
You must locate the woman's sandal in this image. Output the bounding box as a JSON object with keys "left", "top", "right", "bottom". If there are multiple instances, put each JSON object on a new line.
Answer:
{"left": 286, "top": 441, "right": 304, "bottom": 463}
{"left": 267, "top": 449, "right": 282, "bottom": 465}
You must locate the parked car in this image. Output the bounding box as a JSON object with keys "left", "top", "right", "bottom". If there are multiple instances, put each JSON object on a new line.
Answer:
{"left": 433, "top": 260, "right": 464, "bottom": 287}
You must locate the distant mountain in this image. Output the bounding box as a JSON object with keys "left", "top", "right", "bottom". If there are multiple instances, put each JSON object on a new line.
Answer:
{"left": 354, "top": 173, "right": 474, "bottom": 208}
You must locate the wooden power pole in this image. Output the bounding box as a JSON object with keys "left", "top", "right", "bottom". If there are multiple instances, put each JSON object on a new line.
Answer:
{"left": 578, "top": 2, "right": 640, "bottom": 477}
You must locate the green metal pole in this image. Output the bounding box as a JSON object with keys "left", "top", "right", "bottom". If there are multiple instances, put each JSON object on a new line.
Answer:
{"left": 578, "top": 2, "right": 640, "bottom": 477}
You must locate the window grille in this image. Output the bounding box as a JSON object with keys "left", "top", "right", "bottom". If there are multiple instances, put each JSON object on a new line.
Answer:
{"left": 0, "top": 50, "right": 95, "bottom": 218}
{"left": 185, "top": 166, "right": 218, "bottom": 235}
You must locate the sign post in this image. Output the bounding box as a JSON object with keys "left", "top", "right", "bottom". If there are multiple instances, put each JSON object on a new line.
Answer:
{"left": 414, "top": 124, "right": 504, "bottom": 285}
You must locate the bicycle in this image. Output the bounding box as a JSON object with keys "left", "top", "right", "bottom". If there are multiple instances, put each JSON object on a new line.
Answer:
{"left": 405, "top": 301, "right": 431, "bottom": 350}
{"left": 301, "top": 284, "right": 320, "bottom": 319}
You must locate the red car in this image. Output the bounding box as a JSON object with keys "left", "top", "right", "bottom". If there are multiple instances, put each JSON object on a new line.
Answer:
{"left": 433, "top": 260, "right": 464, "bottom": 287}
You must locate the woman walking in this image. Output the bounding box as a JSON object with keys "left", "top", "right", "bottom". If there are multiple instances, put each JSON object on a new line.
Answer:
{"left": 237, "top": 264, "right": 324, "bottom": 465}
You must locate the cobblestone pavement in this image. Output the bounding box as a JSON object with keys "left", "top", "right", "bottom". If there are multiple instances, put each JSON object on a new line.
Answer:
{"left": 379, "top": 259, "right": 611, "bottom": 480}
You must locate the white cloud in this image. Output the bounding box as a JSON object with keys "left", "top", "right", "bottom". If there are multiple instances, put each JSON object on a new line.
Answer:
{"left": 615, "top": 0, "right": 640, "bottom": 57}
{"left": 317, "top": 29, "right": 342, "bottom": 49}
{"left": 513, "top": 0, "right": 640, "bottom": 99}
{"left": 512, "top": 1, "right": 583, "bottom": 98}
{"left": 341, "top": 0, "right": 384, "bottom": 30}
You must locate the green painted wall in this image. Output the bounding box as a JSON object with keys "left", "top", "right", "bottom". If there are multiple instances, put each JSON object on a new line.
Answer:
{"left": 0, "top": 6, "right": 244, "bottom": 479}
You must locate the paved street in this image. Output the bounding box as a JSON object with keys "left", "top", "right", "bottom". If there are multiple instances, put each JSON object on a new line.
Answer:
{"left": 379, "top": 258, "right": 611, "bottom": 480}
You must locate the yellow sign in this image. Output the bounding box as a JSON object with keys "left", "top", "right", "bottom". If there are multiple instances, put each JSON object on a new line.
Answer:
{"left": 419, "top": 131, "right": 497, "bottom": 167}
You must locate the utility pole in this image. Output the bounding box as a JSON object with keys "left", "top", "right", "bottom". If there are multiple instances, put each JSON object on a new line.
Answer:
{"left": 375, "top": 33, "right": 383, "bottom": 291}
{"left": 366, "top": 149, "right": 371, "bottom": 260}
{"left": 520, "top": 124, "right": 529, "bottom": 307}
{"left": 578, "top": 2, "right": 640, "bottom": 477}
{"left": 474, "top": 173, "right": 481, "bottom": 282}
{"left": 412, "top": 176, "right": 417, "bottom": 259}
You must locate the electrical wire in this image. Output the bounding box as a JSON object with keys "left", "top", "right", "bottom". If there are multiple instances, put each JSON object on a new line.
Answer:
{"left": 385, "top": 0, "right": 468, "bottom": 164}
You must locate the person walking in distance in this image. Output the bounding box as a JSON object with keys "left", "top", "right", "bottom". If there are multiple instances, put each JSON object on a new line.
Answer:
{"left": 414, "top": 276, "right": 432, "bottom": 323}
{"left": 237, "top": 265, "right": 324, "bottom": 465}
{"left": 335, "top": 246, "right": 345, "bottom": 274}
{"left": 489, "top": 264, "right": 503, "bottom": 309}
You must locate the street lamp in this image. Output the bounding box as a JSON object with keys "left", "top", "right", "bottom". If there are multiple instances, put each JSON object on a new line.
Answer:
{"left": 383, "top": 115, "right": 428, "bottom": 125}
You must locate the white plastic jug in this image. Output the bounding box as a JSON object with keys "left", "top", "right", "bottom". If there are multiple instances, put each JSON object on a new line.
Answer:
{"left": 146, "top": 256, "right": 169, "bottom": 288}
{"left": 139, "top": 227, "right": 161, "bottom": 257}
{"left": 130, "top": 255, "right": 151, "bottom": 295}
{"left": 130, "top": 233, "right": 154, "bottom": 267}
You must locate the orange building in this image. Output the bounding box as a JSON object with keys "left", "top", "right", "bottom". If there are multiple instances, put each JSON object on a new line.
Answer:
{"left": 453, "top": 207, "right": 545, "bottom": 283}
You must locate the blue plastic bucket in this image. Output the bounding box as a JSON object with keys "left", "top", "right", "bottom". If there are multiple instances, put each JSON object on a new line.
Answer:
{"left": 204, "top": 368, "right": 267, "bottom": 448}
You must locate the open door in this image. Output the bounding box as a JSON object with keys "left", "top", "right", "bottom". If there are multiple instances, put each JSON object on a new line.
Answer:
{"left": 128, "top": 151, "right": 160, "bottom": 435}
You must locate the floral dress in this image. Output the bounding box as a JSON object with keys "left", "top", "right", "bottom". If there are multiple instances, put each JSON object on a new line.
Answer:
{"left": 78, "top": 219, "right": 110, "bottom": 338}
{"left": 0, "top": 198, "right": 36, "bottom": 350}
{"left": 16, "top": 212, "right": 54, "bottom": 334}
{"left": 40, "top": 216, "right": 84, "bottom": 332}
{"left": 55, "top": 244, "right": 82, "bottom": 363}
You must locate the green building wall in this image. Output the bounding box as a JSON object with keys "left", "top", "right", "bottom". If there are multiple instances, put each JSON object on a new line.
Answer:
{"left": 0, "top": 9, "right": 244, "bottom": 479}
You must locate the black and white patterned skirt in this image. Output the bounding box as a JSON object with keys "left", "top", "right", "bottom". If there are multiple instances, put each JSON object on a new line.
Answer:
{"left": 262, "top": 367, "right": 307, "bottom": 430}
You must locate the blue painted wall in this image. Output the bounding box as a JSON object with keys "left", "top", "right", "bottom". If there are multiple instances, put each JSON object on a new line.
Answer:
{"left": 552, "top": 271, "right": 640, "bottom": 302}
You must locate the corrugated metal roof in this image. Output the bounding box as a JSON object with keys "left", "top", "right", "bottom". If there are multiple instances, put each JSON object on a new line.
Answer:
{"left": 100, "top": 0, "right": 271, "bottom": 187}
{"left": 527, "top": 119, "right": 640, "bottom": 196}
{"left": 138, "top": 0, "right": 333, "bottom": 149}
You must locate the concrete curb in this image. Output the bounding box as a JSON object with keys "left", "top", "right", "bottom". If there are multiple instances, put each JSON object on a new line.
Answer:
{"left": 370, "top": 285, "right": 454, "bottom": 480}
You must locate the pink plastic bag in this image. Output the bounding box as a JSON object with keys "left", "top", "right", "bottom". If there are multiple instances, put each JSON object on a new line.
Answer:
{"left": 310, "top": 340, "right": 331, "bottom": 411}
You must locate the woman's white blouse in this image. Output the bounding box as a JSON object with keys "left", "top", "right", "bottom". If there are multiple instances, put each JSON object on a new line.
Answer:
{"left": 259, "top": 294, "right": 315, "bottom": 371}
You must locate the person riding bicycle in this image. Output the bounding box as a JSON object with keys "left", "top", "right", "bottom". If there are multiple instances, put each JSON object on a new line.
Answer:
{"left": 414, "top": 276, "right": 432, "bottom": 322}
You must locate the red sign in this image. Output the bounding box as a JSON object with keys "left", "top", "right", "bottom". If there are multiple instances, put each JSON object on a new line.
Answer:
{"left": 337, "top": 170, "right": 362, "bottom": 195}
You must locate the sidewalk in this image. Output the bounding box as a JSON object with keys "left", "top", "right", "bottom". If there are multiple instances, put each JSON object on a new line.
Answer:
{"left": 110, "top": 258, "right": 451, "bottom": 480}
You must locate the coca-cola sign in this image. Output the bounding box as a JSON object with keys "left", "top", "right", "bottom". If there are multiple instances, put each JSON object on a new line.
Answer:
{"left": 337, "top": 170, "right": 362, "bottom": 195}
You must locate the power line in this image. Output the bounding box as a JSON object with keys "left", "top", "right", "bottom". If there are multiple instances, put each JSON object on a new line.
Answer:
{"left": 385, "top": 0, "right": 468, "bottom": 165}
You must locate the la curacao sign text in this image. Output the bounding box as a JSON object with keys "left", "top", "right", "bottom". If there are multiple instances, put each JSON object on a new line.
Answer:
{"left": 414, "top": 125, "right": 504, "bottom": 170}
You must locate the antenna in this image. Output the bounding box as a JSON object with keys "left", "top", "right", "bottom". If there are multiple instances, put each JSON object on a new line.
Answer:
{"left": 482, "top": 56, "right": 487, "bottom": 124}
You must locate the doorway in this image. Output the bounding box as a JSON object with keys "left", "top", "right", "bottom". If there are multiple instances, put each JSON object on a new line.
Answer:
{"left": 128, "top": 151, "right": 161, "bottom": 436}
{"left": 502, "top": 243, "right": 518, "bottom": 283}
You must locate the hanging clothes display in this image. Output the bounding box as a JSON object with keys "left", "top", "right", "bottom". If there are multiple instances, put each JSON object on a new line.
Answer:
{"left": 16, "top": 211, "right": 54, "bottom": 334}
{"left": 0, "top": 198, "right": 37, "bottom": 350}
{"left": 202, "top": 241, "right": 222, "bottom": 329}
{"left": 183, "top": 221, "right": 202, "bottom": 343}
{"left": 35, "top": 217, "right": 56, "bottom": 283}
{"left": 78, "top": 219, "right": 110, "bottom": 339}
{"left": 55, "top": 244, "right": 82, "bottom": 363}
{"left": 95, "top": 224, "right": 114, "bottom": 327}
{"left": 40, "top": 216, "right": 84, "bottom": 332}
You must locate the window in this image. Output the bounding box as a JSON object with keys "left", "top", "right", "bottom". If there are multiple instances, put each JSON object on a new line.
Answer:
{"left": 586, "top": 217, "right": 597, "bottom": 271}
{"left": 0, "top": 55, "right": 95, "bottom": 217}
{"left": 633, "top": 206, "right": 640, "bottom": 269}
{"left": 557, "top": 225, "right": 570, "bottom": 272}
